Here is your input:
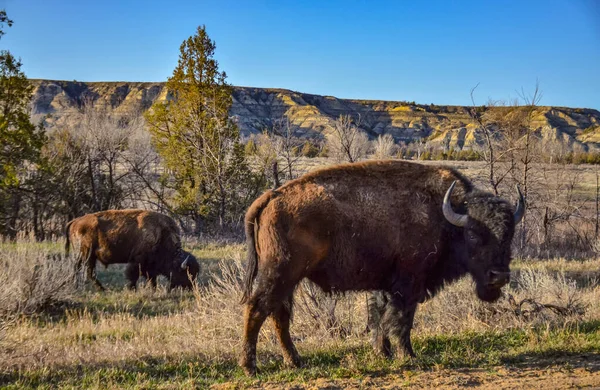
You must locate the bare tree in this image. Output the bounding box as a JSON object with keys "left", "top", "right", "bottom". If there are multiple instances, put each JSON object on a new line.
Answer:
{"left": 74, "top": 100, "right": 132, "bottom": 210}
{"left": 252, "top": 132, "right": 279, "bottom": 187}
{"left": 470, "top": 82, "right": 547, "bottom": 254}
{"left": 414, "top": 138, "right": 431, "bottom": 160}
{"left": 373, "top": 134, "right": 396, "bottom": 160}
{"left": 469, "top": 82, "right": 542, "bottom": 196}
{"left": 271, "top": 118, "right": 301, "bottom": 181}
{"left": 120, "top": 113, "right": 177, "bottom": 216}
{"left": 250, "top": 118, "right": 302, "bottom": 187}
{"left": 469, "top": 85, "right": 506, "bottom": 195}
{"left": 327, "top": 114, "right": 370, "bottom": 163}
{"left": 516, "top": 81, "right": 543, "bottom": 199}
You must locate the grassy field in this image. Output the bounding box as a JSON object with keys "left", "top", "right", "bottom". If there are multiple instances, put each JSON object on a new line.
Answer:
{"left": 2, "top": 239, "right": 600, "bottom": 389}
{"left": 3, "top": 159, "right": 600, "bottom": 388}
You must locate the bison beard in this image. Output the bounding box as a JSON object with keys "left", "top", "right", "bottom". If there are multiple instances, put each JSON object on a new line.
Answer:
{"left": 238, "top": 160, "right": 524, "bottom": 375}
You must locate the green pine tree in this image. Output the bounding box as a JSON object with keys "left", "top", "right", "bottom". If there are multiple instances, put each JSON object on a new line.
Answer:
{"left": 0, "top": 10, "right": 46, "bottom": 236}
{"left": 145, "top": 25, "right": 255, "bottom": 231}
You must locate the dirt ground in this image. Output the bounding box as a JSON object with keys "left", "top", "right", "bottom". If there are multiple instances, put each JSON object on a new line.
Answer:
{"left": 213, "top": 354, "right": 600, "bottom": 389}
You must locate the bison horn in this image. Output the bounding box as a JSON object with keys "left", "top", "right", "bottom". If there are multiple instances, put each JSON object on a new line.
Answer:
{"left": 443, "top": 181, "right": 469, "bottom": 227}
{"left": 181, "top": 255, "right": 190, "bottom": 270}
{"left": 514, "top": 185, "right": 525, "bottom": 225}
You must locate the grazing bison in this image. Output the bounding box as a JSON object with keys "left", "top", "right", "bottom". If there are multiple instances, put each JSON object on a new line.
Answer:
{"left": 65, "top": 209, "right": 199, "bottom": 291}
{"left": 239, "top": 160, "right": 524, "bottom": 375}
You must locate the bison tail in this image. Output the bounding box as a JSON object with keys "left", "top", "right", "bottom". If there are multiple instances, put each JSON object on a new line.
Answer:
{"left": 64, "top": 220, "right": 74, "bottom": 257}
{"left": 240, "top": 190, "right": 275, "bottom": 305}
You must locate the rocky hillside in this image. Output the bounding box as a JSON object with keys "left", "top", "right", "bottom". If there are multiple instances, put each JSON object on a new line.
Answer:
{"left": 30, "top": 80, "right": 600, "bottom": 152}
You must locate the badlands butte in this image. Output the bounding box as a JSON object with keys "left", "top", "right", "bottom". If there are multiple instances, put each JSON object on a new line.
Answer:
{"left": 31, "top": 79, "right": 600, "bottom": 152}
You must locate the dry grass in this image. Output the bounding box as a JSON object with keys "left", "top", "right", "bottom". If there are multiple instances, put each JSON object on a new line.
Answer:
{"left": 0, "top": 240, "right": 79, "bottom": 320}
{"left": 2, "top": 240, "right": 600, "bottom": 388}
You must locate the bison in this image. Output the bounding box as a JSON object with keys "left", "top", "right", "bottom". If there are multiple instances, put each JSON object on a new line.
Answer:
{"left": 239, "top": 160, "right": 524, "bottom": 375}
{"left": 65, "top": 209, "right": 199, "bottom": 291}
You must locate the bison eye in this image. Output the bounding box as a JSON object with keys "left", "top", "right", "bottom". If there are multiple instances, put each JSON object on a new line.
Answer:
{"left": 467, "top": 231, "right": 479, "bottom": 243}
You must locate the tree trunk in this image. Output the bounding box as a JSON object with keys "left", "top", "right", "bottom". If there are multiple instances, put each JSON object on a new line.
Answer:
{"left": 87, "top": 158, "right": 99, "bottom": 211}
{"left": 7, "top": 191, "right": 21, "bottom": 240}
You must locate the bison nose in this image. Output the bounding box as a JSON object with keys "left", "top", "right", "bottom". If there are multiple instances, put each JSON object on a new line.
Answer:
{"left": 488, "top": 270, "right": 510, "bottom": 287}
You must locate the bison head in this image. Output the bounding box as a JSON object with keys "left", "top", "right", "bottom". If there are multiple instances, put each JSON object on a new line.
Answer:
{"left": 169, "top": 250, "right": 200, "bottom": 290}
{"left": 443, "top": 181, "right": 524, "bottom": 302}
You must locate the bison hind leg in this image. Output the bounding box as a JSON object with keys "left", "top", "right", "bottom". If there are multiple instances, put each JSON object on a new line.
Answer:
{"left": 240, "top": 271, "right": 304, "bottom": 375}
{"left": 239, "top": 294, "right": 271, "bottom": 376}
{"left": 83, "top": 251, "right": 104, "bottom": 291}
{"left": 87, "top": 264, "right": 104, "bottom": 291}
{"left": 271, "top": 295, "right": 301, "bottom": 368}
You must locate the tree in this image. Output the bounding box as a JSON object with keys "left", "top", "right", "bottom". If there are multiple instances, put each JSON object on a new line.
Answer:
{"left": 271, "top": 118, "right": 301, "bottom": 181}
{"left": 0, "top": 10, "right": 12, "bottom": 37}
{"left": 75, "top": 100, "right": 132, "bottom": 211}
{"left": 0, "top": 10, "right": 46, "bottom": 236}
{"left": 469, "top": 82, "right": 543, "bottom": 254}
{"left": 327, "top": 114, "right": 370, "bottom": 163}
{"left": 145, "top": 26, "right": 256, "bottom": 231}
{"left": 373, "top": 134, "right": 396, "bottom": 160}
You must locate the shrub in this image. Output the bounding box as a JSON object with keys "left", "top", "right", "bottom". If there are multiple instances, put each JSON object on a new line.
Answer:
{"left": 373, "top": 134, "right": 396, "bottom": 160}
{"left": 244, "top": 139, "right": 257, "bottom": 156}
{"left": 318, "top": 145, "right": 329, "bottom": 158}
{"left": 0, "top": 240, "right": 79, "bottom": 319}
{"left": 300, "top": 141, "right": 320, "bottom": 158}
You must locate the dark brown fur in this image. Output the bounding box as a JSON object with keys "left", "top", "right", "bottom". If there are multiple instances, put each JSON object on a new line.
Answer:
{"left": 239, "top": 160, "right": 519, "bottom": 375}
{"left": 65, "top": 209, "right": 198, "bottom": 291}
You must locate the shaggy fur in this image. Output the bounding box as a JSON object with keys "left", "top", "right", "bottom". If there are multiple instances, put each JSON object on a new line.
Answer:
{"left": 239, "top": 160, "right": 521, "bottom": 375}
{"left": 65, "top": 209, "right": 199, "bottom": 291}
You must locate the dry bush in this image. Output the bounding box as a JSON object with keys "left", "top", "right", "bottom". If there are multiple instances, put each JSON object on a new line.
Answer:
{"left": 372, "top": 134, "right": 397, "bottom": 160}
{"left": 327, "top": 115, "right": 370, "bottom": 163}
{"left": 192, "top": 254, "right": 367, "bottom": 356}
{"left": 417, "top": 267, "right": 587, "bottom": 336}
{"left": 195, "top": 257, "right": 587, "bottom": 353}
{"left": 0, "top": 240, "right": 79, "bottom": 319}
{"left": 294, "top": 281, "right": 367, "bottom": 339}
{"left": 1, "top": 249, "right": 596, "bottom": 373}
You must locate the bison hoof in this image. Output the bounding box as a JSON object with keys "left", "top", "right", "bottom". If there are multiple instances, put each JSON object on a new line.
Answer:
{"left": 397, "top": 348, "right": 416, "bottom": 361}
{"left": 284, "top": 354, "right": 302, "bottom": 368}
{"left": 239, "top": 358, "right": 257, "bottom": 376}
{"left": 372, "top": 335, "right": 393, "bottom": 358}
{"left": 241, "top": 364, "right": 256, "bottom": 376}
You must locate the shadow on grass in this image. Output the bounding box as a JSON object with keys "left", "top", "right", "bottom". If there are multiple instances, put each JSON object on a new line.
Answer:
{"left": 4, "top": 320, "right": 600, "bottom": 387}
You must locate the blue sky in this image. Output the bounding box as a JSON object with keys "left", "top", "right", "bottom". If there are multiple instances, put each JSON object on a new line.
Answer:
{"left": 1, "top": 0, "right": 599, "bottom": 108}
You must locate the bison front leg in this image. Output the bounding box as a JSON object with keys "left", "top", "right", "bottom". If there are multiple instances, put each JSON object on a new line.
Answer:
{"left": 271, "top": 297, "right": 301, "bottom": 368}
{"left": 368, "top": 291, "right": 393, "bottom": 358}
{"left": 396, "top": 305, "right": 417, "bottom": 359}
{"left": 125, "top": 263, "right": 140, "bottom": 290}
{"left": 383, "top": 298, "right": 417, "bottom": 359}
{"left": 149, "top": 276, "right": 158, "bottom": 290}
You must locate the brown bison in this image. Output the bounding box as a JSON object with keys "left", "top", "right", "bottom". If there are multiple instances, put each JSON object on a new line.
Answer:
{"left": 239, "top": 160, "right": 524, "bottom": 375}
{"left": 65, "top": 209, "right": 199, "bottom": 291}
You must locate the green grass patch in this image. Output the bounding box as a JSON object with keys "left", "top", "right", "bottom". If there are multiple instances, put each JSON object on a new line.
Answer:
{"left": 4, "top": 321, "right": 600, "bottom": 388}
